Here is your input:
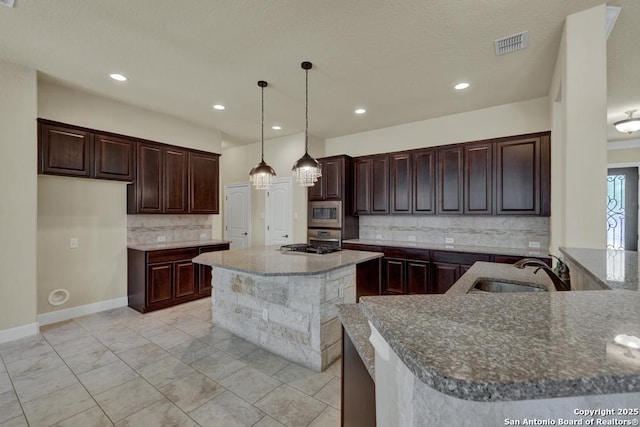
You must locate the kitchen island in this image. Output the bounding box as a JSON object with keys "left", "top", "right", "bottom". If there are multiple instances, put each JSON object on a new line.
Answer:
{"left": 193, "top": 245, "right": 382, "bottom": 371}
{"left": 340, "top": 261, "right": 640, "bottom": 426}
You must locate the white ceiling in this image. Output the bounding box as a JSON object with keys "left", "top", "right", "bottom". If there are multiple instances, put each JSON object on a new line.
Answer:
{"left": 0, "top": 0, "right": 637, "bottom": 146}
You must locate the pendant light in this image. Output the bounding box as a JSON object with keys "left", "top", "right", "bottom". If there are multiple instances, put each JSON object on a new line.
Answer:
{"left": 292, "top": 61, "right": 322, "bottom": 187}
{"left": 614, "top": 110, "right": 640, "bottom": 134}
{"left": 249, "top": 80, "right": 276, "bottom": 190}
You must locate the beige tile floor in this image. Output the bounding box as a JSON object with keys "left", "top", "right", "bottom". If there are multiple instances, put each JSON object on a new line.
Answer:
{"left": 0, "top": 299, "right": 341, "bottom": 427}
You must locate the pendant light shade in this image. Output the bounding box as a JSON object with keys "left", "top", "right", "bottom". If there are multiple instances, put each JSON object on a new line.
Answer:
{"left": 249, "top": 80, "right": 276, "bottom": 190}
{"left": 292, "top": 61, "right": 322, "bottom": 187}
{"left": 614, "top": 110, "right": 640, "bottom": 134}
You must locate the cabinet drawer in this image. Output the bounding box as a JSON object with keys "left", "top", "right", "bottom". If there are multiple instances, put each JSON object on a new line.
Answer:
{"left": 343, "top": 243, "right": 383, "bottom": 253}
{"left": 147, "top": 248, "right": 198, "bottom": 263}
{"left": 198, "top": 244, "right": 229, "bottom": 254}
{"left": 432, "top": 251, "right": 490, "bottom": 265}
{"left": 383, "top": 247, "right": 430, "bottom": 261}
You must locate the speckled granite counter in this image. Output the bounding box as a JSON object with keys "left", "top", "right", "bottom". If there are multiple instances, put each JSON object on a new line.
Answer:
{"left": 193, "top": 245, "right": 383, "bottom": 276}
{"left": 360, "top": 288, "right": 640, "bottom": 402}
{"left": 343, "top": 238, "right": 549, "bottom": 258}
{"left": 446, "top": 261, "right": 555, "bottom": 294}
{"left": 128, "top": 239, "right": 230, "bottom": 251}
{"left": 560, "top": 247, "right": 638, "bottom": 291}
{"left": 336, "top": 304, "right": 375, "bottom": 379}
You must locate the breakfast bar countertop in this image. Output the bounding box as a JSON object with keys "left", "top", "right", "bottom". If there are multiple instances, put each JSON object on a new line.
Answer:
{"left": 336, "top": 304, "right": 375, "bottom": 379}
{"left": 193, "top": 245, "right": 383, "bottom": 276}
{"left": 357, "top": 261, "right": 640, "bottom": 402}
{"left": 560, "top": 247, "right": 639, "bottom": 291}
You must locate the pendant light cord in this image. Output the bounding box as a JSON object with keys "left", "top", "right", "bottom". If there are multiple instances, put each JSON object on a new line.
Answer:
{"left": 261, "top": 84, "right": 265, "bottom": 162}
{"left": 305, "top": 67, "right": 309, "bottom": 152}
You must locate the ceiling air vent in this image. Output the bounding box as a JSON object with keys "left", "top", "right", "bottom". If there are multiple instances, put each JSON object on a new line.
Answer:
{"left": 494, "top": 31, "right": 528, "bottom": 56}
{"left": 0, "top": 0, "right": 16, "bottom": 7}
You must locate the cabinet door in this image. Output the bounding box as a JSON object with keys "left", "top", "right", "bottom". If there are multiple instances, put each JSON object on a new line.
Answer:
{"left": 147, "top": 263, "right": 173, "bottom": 305}
{"left": 495, "top": 137, "right": 541, "bottom": 215}
{"left": 94, "top": 133, "right": 135, "bottom": 181}
{"left": 189, "top": 152, "right": 219, "bottom": 213}
{"left": 464, "top": 142, "right": 492, "bottom": 214}
{"left": 437, "top": 147, "right": 463, "bottom": 214}
{"left": 136, "top": 142, "right": 163, "bottom": 213}
{"left": 164, "top": 148, "right": 188, "bottom": 213}
{"left": 324, "top": 157, "right": 343, "bottom": 199}
{"left": 390, "top": 153, "right": 412, "bottom": 214}
{"left": 371, "top": 155, "right": 390, "bottom": 214}
{"left": 174, "top": 261, "right": 196, "bottom": 298}
{"left": 383, "top": 258, "right": 405, "bottom": 295}
{"left": 353, "top": 158, "right": 371, "bottom": 215}
{"left": 309, "top": 160, "right": 325, "bottom": 200}
{"left": 413, "top": 149, "right": 436, "bottom": 214}
{"left": 197, "top": 244, "right": 230, "bottom": 295}
{"left": 432, "top": 262, "right": 459, "bottom": 294}
{"left": 407, "top": 260, "right": 430, "bottom": 294}
{"left": 39, "top": 123, "right": 92, "bottom": 177}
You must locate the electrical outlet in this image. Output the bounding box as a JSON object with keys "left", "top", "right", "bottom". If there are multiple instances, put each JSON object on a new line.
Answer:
{"left": 408, "top": 235, "right": 417, "bottom": 242}
{"left": 69, "top": 238, "right": 79, "bottom": 249}
{"left": 200, "top": 233, "right": 207, "bottom": 239}
{"left": 157, "top": 236, "right": 167, "bottom": 242}
{"left": 445, "top": 237, "right": 454, "bottom": 244}
{"left": 376, "top": 234, "right": 383, "bottom": 240}
{"left": 528, "top": 241, "right": 541, "bottom": 248}
{"left": 262, "top": 308, "right": 269, "bottom": 322}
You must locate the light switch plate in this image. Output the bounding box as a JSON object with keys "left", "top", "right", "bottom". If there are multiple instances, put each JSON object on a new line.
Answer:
{"left": 528, "top": 241, "right": 541, "bottom": 248}
{"left": 157, "top": 236, "right": 167, "bottom": 242}
{"left": 445, "top": 237, "right": 454, "bottom": 244}
{"left": 376, "top": 234, "right": 383, "bottom": 240}
{"left": 408, "top": 235, "right": 416, "bottom": 241}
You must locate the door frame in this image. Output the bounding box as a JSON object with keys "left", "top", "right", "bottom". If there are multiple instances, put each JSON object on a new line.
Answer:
{"left": 265, "top": 177, "right": 293, "bottom": 245}
{"left": 223, "top": 182, "right": 251, "bottom": 248}
{"left": 607, "top": 163, "right": 640, "bottom": 251}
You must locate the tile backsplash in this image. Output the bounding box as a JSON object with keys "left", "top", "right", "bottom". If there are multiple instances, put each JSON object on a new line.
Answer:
{"left": 359, "top": 216, "right": 549, "bottom": 250}
{"left": 127, "top": 215, "right": 213, "bottom": 244}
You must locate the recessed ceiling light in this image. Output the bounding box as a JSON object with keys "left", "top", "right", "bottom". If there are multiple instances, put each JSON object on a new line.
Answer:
{"left": 355, "top": 108, "right": 366, "bottom": 115}
{"left": 272, "top": 125, "right": 282, "bottom": 130}
{"left": 213, "top": 104, "right": 226, "bottom": 110}
{"left": 454, "top": 82, "right": 470, "bottom": 90}
{"left": 110, "top": 73, "right": 127, "bottom": 82}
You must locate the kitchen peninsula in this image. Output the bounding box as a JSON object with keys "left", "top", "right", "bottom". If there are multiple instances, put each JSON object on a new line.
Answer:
{"left": 193, "top": 245, "right": 383, "bottom": 371}
{"left": 339, "top": 261, "right": 640, "bottom": 426}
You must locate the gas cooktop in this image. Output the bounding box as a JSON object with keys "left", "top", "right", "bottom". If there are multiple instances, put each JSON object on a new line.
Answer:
{"left": 280, "top": 243, "right": 341, "bottom": 255}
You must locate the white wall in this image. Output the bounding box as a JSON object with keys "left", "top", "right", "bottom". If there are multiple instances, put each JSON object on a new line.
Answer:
{"left": 37, "top": 79, "right": 224, "bottom": 316}
{"left": 0, "top": 60, "right": 38, "bottom": 336}
{"left": 549, "top": 5, "right": 608, "bottom": 251}
{"left": 325, "top": 97, "right": 550, "bottom": 156}
{"left": 221, "top": 133, "right": 324, "bottom": 246}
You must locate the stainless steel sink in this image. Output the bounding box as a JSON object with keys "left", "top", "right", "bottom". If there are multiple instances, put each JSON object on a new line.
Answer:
{"left": 471, "top": 279, "right": 548, "bottom": 293}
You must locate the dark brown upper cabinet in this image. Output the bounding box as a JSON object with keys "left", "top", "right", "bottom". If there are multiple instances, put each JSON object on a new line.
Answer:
{"left": 495, "top": 134, "right": 550, "bottom": 215}
{"left": 309, "top": 155, "right": 347, "bottom": 201}
{"left": 413, "top": 149, "right": 436, "bottom": 214}
{"left": 39, "top": 122, "right": 92, "bottom": 178}
{"left": 437, "top": 146, "right": 463, "bottom": 214}
{"left": 390, "top": 153, "right": 412, "bottom": 214}
{"left": 189, "top": 152, "right": 220, "bottom": 214}
{"left": 464, "top": 142, "right": 493, "bottom": 214}
{"left": 353, "top": 154, "right": 389, "bottom": 215}
{"left": 132, "top": 142, "right": 163, "bottom": 213}
{"left": 163, "top": 148, "right": 188, "bottom": 213}
{"left": 93, "top": 133, "right": 135, "bottom": 181}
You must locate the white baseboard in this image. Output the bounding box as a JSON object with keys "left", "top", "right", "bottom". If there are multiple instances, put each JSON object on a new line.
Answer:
{"left": 37, "top": 296, "right": 128, "bottom": 326}
{"left": 0, "top": 322, "right": 39, "bottom": 344}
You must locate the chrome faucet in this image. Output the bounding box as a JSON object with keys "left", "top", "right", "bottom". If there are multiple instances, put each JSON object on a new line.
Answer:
{"left": 513, "top": 257, "right": 571, "bottom": 291}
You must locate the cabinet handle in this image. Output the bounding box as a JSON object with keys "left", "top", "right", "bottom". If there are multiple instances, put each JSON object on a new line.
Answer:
{"left": 282, "top": 234, "right": 289, "bottom": 238}
{"left": 242, "top": 232, "right": 248, "bottom": 236}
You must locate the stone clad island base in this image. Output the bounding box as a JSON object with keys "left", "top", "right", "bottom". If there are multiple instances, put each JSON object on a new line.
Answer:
{"left": 211, "top": 264, "right": 356, "bottom": 372}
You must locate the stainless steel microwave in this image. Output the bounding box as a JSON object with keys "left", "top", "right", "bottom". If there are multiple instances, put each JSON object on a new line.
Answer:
{"left": 308, "top": 200, "right": 342, "bottom": 228}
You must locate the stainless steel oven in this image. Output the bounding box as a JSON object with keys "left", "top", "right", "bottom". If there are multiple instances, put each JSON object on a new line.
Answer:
{"left": 308, "top": 200, "right": 342, "bottom": 229}
{"left": 307, "top": 229, "right": 342, "bottom": 248}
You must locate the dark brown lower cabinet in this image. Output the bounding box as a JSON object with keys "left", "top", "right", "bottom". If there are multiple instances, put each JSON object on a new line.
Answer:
{"left": 431, "top": 251, "right": 491, "bottom": 294}
{"left": 383, "top": 258, "right": 405, "bottom": 295}
{"left": 128, "top": 243, "right": 229, "bottom": 313}
{"left": 342, "top": 329, "right": 376, "bottom": 427}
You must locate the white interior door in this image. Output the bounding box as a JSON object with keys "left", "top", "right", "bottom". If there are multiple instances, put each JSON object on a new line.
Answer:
{"left": 224, "top": 183, "right": 250, "bottom": 249}
{"left": 265, "top": 178, "right": 293, "bottom": 245}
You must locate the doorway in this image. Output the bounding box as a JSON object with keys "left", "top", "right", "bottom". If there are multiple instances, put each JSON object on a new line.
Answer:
{"left": 607, "top": 167, "right": 638, "bottom": 250}
{"left": 224, "top": 183, "right": 251, "bottom": 249}
{"left": 265, "top": 177, "right": 293, "bottom": 245}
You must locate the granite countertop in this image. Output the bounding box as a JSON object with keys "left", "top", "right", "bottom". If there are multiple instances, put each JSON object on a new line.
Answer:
{"left": 446, "top": 261, "right": 555, "bottom": 294}
{"left": 359, "top": 261, "right": 640, "bottom": 402}
{"left": 343, "top": 238, "right": 549, "bottom": 258}
{"left": 128, "top": 239, "right": 231, "bottom": 251}
{"left": 336, "top": 304, "right": 375, "bottom": 379}
{"left": 560, "top": 247, "right": 638, "bottom": 291}
{"left": 192, "top": 245, "right": 383, "bottom": 276}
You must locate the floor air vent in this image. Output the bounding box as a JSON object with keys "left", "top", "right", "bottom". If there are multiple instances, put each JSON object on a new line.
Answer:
{"left": 494, "top": 31, "right": 528, "bottom": 56}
